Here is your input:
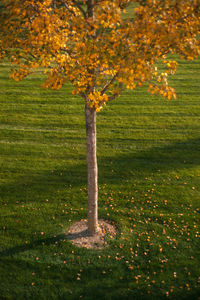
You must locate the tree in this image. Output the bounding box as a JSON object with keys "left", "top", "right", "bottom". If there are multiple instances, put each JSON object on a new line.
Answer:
{"left": 0, "top": 0, "right": 200, "bottom": 235}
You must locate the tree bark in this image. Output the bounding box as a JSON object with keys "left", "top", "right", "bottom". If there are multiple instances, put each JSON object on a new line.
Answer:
{"left": 85, "top": 103, "right": 99, "bottom": 235}
{"left": 87, "top": 0, "right": 94, "bottom": 18}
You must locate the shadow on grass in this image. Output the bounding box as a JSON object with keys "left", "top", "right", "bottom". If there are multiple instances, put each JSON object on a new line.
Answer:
{"left": 0, "top": 233, "right": 67, "bottom": 257}
{"left": 0, "top": 137, "right": 199, "bottom": 204}
{"left": 102, "top": 137, "right": 200, "bottom": 178}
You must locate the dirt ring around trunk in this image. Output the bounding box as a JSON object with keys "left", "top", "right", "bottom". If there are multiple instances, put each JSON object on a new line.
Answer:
{"left": 66, "top": 219, "right": 118, "bottom": 249}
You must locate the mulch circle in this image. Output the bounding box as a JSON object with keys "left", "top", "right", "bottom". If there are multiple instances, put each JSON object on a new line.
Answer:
{"left": 66, "top": 219, "right": 117, "bottom": 249}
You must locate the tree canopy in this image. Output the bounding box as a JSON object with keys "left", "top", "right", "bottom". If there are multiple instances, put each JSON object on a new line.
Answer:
{"left": 0, "top": 0, "right": 200, "bottom": 109}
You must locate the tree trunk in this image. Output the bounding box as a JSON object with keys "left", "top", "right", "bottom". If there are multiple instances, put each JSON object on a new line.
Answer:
{"left": 85, "top": 103, "right": 99, "bottom": 235}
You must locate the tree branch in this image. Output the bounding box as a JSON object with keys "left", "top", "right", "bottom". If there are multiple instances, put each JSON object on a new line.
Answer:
{"left": 101, "top": 72, "right": 118, "bottom": 95}
{"left": 108, "top": 82, "right": 123, "bottom": 102}
{"left": 61, "top": 0, "right": 76, "bottom": 17}
{"left": 87, "top": 0, "right": 94, "bottom": 18}
{"left": 72, "top": 0, "right": 87, "bottom": 19}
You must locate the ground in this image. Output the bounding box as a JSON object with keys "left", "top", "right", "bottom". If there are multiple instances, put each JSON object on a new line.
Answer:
{"left": 66, "top": 219, "right": 117, "bottom": 249}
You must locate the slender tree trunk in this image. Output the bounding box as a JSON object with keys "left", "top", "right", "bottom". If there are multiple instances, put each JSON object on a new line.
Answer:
{"left": 85, "top": 1, "right": 98, "bottom": 235}
{"left": 85, "top": 103, "right": 99, "bottom": 235}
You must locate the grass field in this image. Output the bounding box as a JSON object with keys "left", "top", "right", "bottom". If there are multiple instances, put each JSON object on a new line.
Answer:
{"left": 0, "top": 55, "right": 200, "bottom": 300}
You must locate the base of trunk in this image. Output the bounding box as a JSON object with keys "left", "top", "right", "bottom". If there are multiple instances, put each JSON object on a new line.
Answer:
{"left": 87, "top": 224, "right": 100, "bottom": 236}
{"left": 66, "top": 219, "right": 117, "bottom": 249}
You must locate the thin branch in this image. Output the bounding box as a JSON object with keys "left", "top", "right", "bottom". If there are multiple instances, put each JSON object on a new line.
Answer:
{"left": 60, "top": 48, "right": 74, "bottom": 58}
{"left": 61, "top": 1, "right": 76, "bottom": 17}
{"left": 107, "top": 82, "right": 123, "bottom": 102}
{"left": 72, "top": 0, "right": 87, "bottom": 19}
{"left": 100, "top": 72, "right": 118, "bottom": 95}
{"left": 87, "top": 0, "right": 95, "bottom": 18}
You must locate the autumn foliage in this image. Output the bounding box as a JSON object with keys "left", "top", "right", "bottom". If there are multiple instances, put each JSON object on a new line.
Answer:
{"left": 0, "top": 0, "right": 200, "bottom": 108}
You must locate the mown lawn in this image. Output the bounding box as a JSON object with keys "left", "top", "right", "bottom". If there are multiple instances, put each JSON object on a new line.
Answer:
{"left": 0, "top": 56, "right": 200, "bottom": 300}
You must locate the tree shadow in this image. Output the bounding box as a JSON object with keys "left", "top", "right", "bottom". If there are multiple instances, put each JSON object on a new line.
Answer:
{"left": 0, "top": 233, "right": 67, "bottom": 257}
{"left": 98, "top": 136, "right": 200, "bottom": 181}
{"left": 66, "top": 229, "right": 88, "bottom": 240}
{"left": 0, "top": 137, "right": 199, "bottom": 204}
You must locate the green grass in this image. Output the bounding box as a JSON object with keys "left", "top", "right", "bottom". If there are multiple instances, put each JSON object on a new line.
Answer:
{"left": 0, "top": 56, "right": 200, "bottom": 300}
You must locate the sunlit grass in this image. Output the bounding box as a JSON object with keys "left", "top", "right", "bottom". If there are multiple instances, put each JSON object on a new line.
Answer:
{"left": 0, "top": 56, "right": 200, "bottom": 300}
